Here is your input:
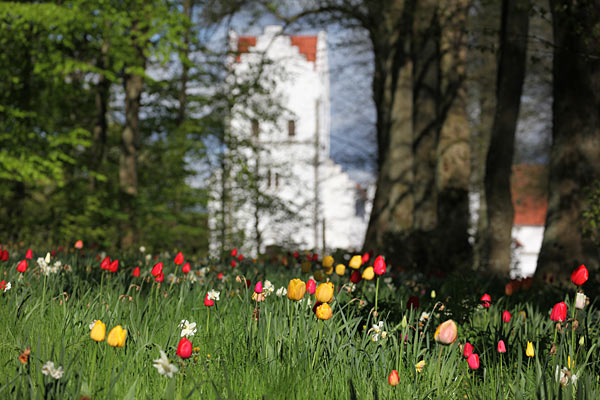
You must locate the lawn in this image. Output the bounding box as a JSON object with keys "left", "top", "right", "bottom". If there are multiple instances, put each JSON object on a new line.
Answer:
{"left": 0, "top": 246, "right": 598, "bottom": 399}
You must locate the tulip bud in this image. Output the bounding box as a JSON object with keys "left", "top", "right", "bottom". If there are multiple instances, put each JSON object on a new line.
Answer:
{"left": 362, "top": 267, "right": 375, "bottom": 281}
{"left": 17, "top": 259, "right": 27, "bottom": 273}
{"left": 230, "top": 259, "right": 237, "bottom": 268}
{"left": 349, "top": 255, "right": 362, "bottom": 269}
{"left": 174, "top": 252, "right": 184, "bottom": 265}
{"left": 100, "top": 256, "right": 111, "bottom": 270}
{"left": 526, "top": 341, "right": 535, "bottom": 357}
{"left": 315, "top": 282, "right": 334, "bottom": 303}
{"left": 90, "top": 320, "right": 106, "bottom": 342}
{"left": 550, "top": 302, "right": 567, "bottom": 322}
{"left": 575, "top": 292, "right": 588, "bottom": 310}
{"left": 182, "top": 262, "right": 191, "bottom": 274}
{"left": 287, "top": 279, "right": 306, "bottom": 301}
{"left": 497, "top": 340, "right": 506, "bottom": 353}
{"left": 401, "top": 315, "right": 407, "bottom": 329}
{"left": 430, "top": 290, "right": 436, "bottom": 299}
{"left": 502, "top": 310, "right": 511, "bottom": 323}
{"left": 132, "top": 267, "right": 140, "bottom": 277}
{"left": 254, "top": 281, "right": 263, "bottom": 294}
{"left": 373, "top": 255, "right": 386, "bottom": 275}
{"left": 463, "top": 342, "right": 473, "bottom": 358}
{"left": 204, "top": 293, "right": 214, "bottom": 307}
{"left": 25, "top": 249, "right": 33, "bottom": 260}
{"left": 231, "top": 248, "right": 237, "bottom": 257}
{"left": 107, "top": 325, "right": 127, "bottom": 347}
{"left": 322, "top": 255, "right": 334, "bottom": 268}
{"left": 315, "top": 303, "right": 332, "bottom": 320}
{"left": 335, "top": 264, "right": 346, "bottom": 276}
{"left": 217, "top": 272, "right": 224, "bottom": 280}
{"left": 467, "top": 353, "right": 479, "bottom": 369}
{"left": 571, "top": 264, "right": 588, "bottom": 286}
{"left": 407, "top": 296, "right": 419, "bottom": 310}
{"left": 434, "top": 320, "right": 458, "bottom": 345}
{"left": 388, "top": 370, "right": 399, "bottom": 386}
{"left": 0, "top": 250, "right": 8, "bottom": 261}
{"left": 177, "top": 337, "right": 192, "bottom": 359}
{"left": 108, "top": 259, "right": 119, "bottom": 273}
{"left": 293, "top": 251, "right": 299, "bottom": 259}
{"left": 301, "top": 261, "right": 312, "bottom": 273}
{"left": 151, "top": 262, "right": 163, "bottom": 277}
{"left": 237, "top": 254, "right": 243, "bottom": 262}
{"left": 480, "top": 293, "right": 491, "bottom": 308}
{"left": 307, "top": 279, "right": 316, "bottom": 295}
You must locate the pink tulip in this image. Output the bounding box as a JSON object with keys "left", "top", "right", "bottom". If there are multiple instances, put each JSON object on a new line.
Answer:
{"left": 373, "top": 255, "right": 386, "bottom": 275}
{"left": 467, "top": 353, "right": 479, "bottom": 369}
{"left": 254, "top": 281, "right": 263, "bottom": 294}
{"left": 502, "top": 310, "right": 511, "bottom": 323}
{"left": 497, "top": 340, "right": 506, "bottom": 353}
{"left": 307, "top": 279, "right": 316, "bottom": 295}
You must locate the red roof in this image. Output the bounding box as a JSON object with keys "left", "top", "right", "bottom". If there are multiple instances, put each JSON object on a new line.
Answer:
{"left": 235, "top": 35, "right": 318, "bottom": 63}
{"left": 511, "top": 164, "right": 548, "bottom": 226}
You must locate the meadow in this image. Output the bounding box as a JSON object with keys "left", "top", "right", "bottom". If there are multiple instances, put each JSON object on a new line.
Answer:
{"left": 0, "top": 244, "right": 598, "bottom": 399}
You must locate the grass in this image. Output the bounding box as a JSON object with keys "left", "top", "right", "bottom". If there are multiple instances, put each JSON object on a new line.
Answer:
{"left": 0, "top": 247, "right": 598, "bottom": 399}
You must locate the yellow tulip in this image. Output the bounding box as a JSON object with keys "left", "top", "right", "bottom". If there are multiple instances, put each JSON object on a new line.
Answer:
{"left": 335, "top": 264, "right": 346, "bottom": 276}
{"left": 287, "top": 279, "right": 306, "bottom": 301}
{"left": 315, "top": 303, "right": 333, "bottom": 320}
{"left": 349, "top": 255, "right": 362, "bottom": 269}
{"left": 301, "top": 261, "right": 312, "bottom": 273}
{"left": 362, "top": 266, "right": 375, "bottom": 281}
{"left": 90, "top": 320, "right": 106, "bottom": 342}
{"left": 415, "top": 360, "right": 426, "bottom": 373}
{"left": 322, "top": 255, "right": 334, "bottom": 268}
{"left": 526, "top": 341, "right": 535, "bottom": 357}
{"left": 434, "top": 320, "right": 458, "bottom": 345}
{"left": 107, "top": 325, "right": 127, "bottom": 347}
{"left": 315, "top": 282, "right": 334, "bottom": 303}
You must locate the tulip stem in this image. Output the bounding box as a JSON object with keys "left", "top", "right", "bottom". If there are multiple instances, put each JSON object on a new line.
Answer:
{"left": 436, "top": 346, "right": 443, "bottom": 394}
{"left": 374, "top": 277, "right": 380, "bottom": 314}
{"left": 311, "top": 320, "right": 323, "bottom": 370}
{"left": 206, "top": 309, "right": 210, "bottom": 335}
{"left": 90, "top": 343, "right": 97, "bottom": 396}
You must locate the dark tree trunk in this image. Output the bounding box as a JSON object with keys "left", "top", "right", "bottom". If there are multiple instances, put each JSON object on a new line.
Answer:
{"left": 484, "top": 0, "right": 529, "bottom": 276}
{"left": 177, "top": 0, "right": 191, "bottom": 127}
{"left": 363, "top": 0, "right": 416, "bottom": 252}
{"left": 89, "top": 41, "right": 110, "bottom": 190}
{"left": 536, "top": 0, "right": 600, "bottom": 280}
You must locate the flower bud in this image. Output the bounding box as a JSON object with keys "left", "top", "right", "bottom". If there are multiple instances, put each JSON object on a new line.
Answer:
{"left": 434, "top": 320, "right": 457, "bottom": 345}
{"left": 107, "top": 325, "right": 127, "bottom": 347}
{"left": 90, "top": 320, "right": 106, "bottom": 342}
{"left": 388, "top": 370, "right": 399, "bottom": 386}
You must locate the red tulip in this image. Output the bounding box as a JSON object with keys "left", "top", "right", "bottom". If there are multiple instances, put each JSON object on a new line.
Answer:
{"left": 132, "top": 267, "right": 140, "bottom": 277}
{"left": 502, "top": 310, "right": 511, "bottom": 323}
{"left": 237, "top": 254, "right": 243, "bottom": 261}
{"left": 230, "top": 260, "right": 237, "bottom": 268}
{"left": 350, "top": 270, "right": 362, "bottom": 284}
{"left": 174, "top": 252, "right": 184, "bottom": 265}
{"left": 182, "top": 262, "right": 191, "bottom": 274}
{"left": 217, "top": 272, "right": 224, "bottom": 280}
{"left": 51, "top": 250, "right": 56, "bottom": 257}
{"left": 571, "top": 264, "right": 588, "bottom": 286}
{"left": 25, "top": 249, "right": 33, "bottom": 260}
{"left": 100, "top": 256, "right": 111, "bottom": 270}
{"left": 407, "top": 296, "right": 419, "bottom": 310}
{"left": 17, "top": 259, "right": 27, "bottom": 273}
{"left": 312, "top": 253, "right": 319, "bottom": 261}
{"left": 361, "top": 252, "right": 370, "bottom": 264}
{"left": 74, "top": 240, "right": 84, "bottom": 249}
{"left": 1, "top": 249, "right": 8, "bottom": 261}
{"left": 550, "top": 301, "right": 567, "bottom": 322}
{"left": 373, "top": 255, "right": 386, "bottom": 275}
{"left": 497, "top": 340, "right": 506, "bottom": 353}
{"left": 307, "top": 279, "right": 316, "bottom": 295}
{"left": 204, "top": 293, "right": 214, "bottom": 306}
{"left": 155, "top": 272, "right": 164, "bottom": 283}
{"left": 293, "top": 251, "right": 299, "bottom": 259}
{"left": 254, "top": 281, "right": 263, "bottom": 294}
{"left": 463, "top": 342, "right": 473, "bottom": 358}
{"left": 388, "top": 369, "right": 399, "bottom": 386}
{"left": 151, "top": 262, "right": 163, "bottom": 277}
{"left": 246, "top": 280, "right": 252, "bottom": 289}
{"left": 467, "top": 353, "right": 479, "bottom": 369}
{"left": 108, "top": 259, "right": 119, "bottom": 273}
{"left": 176, "top": 337, "right": 192, "bottom": 359}
{"left": 231, "top": 248, "right": 237, "bottom": 257}
{"left": 481, "top": 293, "right": 491, "bottom": 308}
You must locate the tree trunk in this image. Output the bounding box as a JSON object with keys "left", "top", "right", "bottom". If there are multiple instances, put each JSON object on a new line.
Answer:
{"left": 536, "top": 0, "right": 600, "bottom": 280}
{"left": 89, "top": 41, "right": 110, "bottom": 190}
{"left": 177, "top": 0, "right": 191, "bottom": 127}
{"left": 363, "top": 0, "right": 415, "bottom": 252}
{"left": 119, "top": 23, "right": 145, "bottom": 249}
{"left": 484, "top": 0, "right": 529, "bottom": 276}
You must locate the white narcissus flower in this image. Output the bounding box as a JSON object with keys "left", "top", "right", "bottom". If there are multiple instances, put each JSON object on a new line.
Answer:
{"left": 139, "top": 246, "right": 146, "bottom": 253}
{"left": 153, "top": 350, "right": 178, "bottom": 378}
{"left": 167, "top": 273, "right": 176, "bottom": 284}
{"left": 275, "top": 287, "right": 287, "bottom": 296}
{"left": 575, "top": 292, "right": 588, "bottom": 310}
{"left": 263, "top": 280, "right": 274, "bottom": 296}
{"left": 89, "top": 320, "right": 98, "bottom": 330}
{"left": 207, "top": 290, "right": 220, "bottom": 301}
{"left": 41, "top": 361, "right": 64, "bottom": 379}
{"left": 178, "top": 320, "right": 197, "bottom": 338}
{"left": 371, "top": 321, "right": 385, "bottom": 342}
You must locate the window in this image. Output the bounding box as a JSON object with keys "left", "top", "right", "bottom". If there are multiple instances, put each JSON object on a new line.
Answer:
{"left": 288, "top": 120, "right": 295, "bottom": 137}
{"left": 252, "top": 119, "right": 259, "bottom": 137}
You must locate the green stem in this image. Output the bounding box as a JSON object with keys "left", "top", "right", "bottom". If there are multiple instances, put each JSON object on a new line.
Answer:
{"left": 374, "top": 277, "right": 380, "bottom": 314}
{"left": 90, "top": 343, "right": 97, "bottom": 396}
{"left": 436, "top": 345, "right": 443, "bottom": 393}
{"left": 206, "top": 308, "right": 210, "bottom": 335}
{"left": 311, "top": 320, "right": 323, "bottom": 369}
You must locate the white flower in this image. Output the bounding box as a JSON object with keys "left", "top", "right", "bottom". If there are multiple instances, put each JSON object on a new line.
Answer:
{"left": 207, "top": 290, "right": 220, "bottom": 301}
{"left": 153, "top": 350, "right": 178, "bottom": 378}
{"left": 145, "top": 254, "right": 152, "bottom": 263}
{"left": 371, "top": 321, "right": 386, "bottom": 342}
{"left": 139, "top": 246, "right": 146, "bottom": 253}
{"left": 187, "top": 273, "right": 198, "bottom": 284}
{"left": 89, "top": 320, "right": 98, "bottom": 330}
{"left": 167, "top": 273, "right": 176, "bottom": 284}
{"left": 555, "top": 366, "right": 577, "bottom": 387}
{"left": 1, "top": 281, "right": 11, "bottom": 292}
{"left": 198, "top": 267, "right": 208, "bottom": 277}
{"left": 575, "top": 292, "right": 588, "bottom": 310}
{"left": 41, "top": 361, "right": 64, "bottom": 379}
{"left": 178, "top": 320, "right": 197, "bottom": 338}
{"left": 36, "top": 257, "right": 47, "bottom": 270}
{"left": 419, "top": 312, "right": 430, "bottom": 322}
{"left": 276, "top": 287, "right": 287, "bottom": 296}
{"left": 263, "top": 280, "right": 274, "bottom": 296}
{"left": 53, "top": 261, "right": 62, "bottom": 268}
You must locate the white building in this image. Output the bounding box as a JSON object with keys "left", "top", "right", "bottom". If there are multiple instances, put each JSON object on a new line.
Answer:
{"left": 209, "top": 26, "right": 370, "bottom": 255}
